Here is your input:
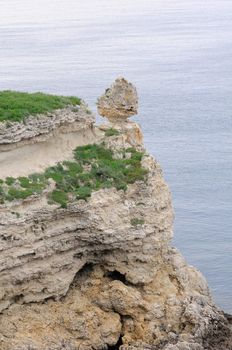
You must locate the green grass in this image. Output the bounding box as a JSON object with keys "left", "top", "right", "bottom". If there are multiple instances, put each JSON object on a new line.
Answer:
{"left": 0, "top": 144, "right": 148, "bottom": 208}
{"left": 5, "top": 177, "right": 16, "bottom": 186}
{"left": 50, "top": 190, "right": 68, "bottom": 209}
{"left": 0, "top": 173, "right": 48, "bottom": 204}
{"left": 104, "top": 128, "right": 120, "bottom": 137}
{"left": 0, "top": 91, "right": 81, "bottom": 123}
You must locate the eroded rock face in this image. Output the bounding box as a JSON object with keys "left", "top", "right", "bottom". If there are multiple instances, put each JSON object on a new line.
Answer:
{"left": 0, "top": 153, "right": 173, "bottom": 312}
{"left": 0, "top": 85, "right": 231, "bottom": 350}
{"left": 97, "top": 77, "right": 138, "bottom": 122}
{"left": 0, "top": 130, "right": 231, "bottom": 349}
{"left": 0, "top": 103, "right": 94, "bottom": 149}
{"left": 0, "top": 104, "right": 99, "bottom": 179}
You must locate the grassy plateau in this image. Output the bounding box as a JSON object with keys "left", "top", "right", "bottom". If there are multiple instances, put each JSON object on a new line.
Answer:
{"left": 0, "top": 91, "right": 81, "bottom": 123}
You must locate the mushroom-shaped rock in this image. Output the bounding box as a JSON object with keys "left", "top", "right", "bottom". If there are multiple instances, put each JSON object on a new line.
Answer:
{"left": 97, "top": 77, "right": 138, "bottom": 123}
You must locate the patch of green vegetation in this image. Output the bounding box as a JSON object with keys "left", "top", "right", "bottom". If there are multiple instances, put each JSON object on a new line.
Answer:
{"left": 7, "top": 187, "right": 34, "bottom": 201}
{"left": 50, "top": 190, "right": 68, "bottom": 209}
{"left": 0, "top": 144, "right": 148, "bottom": 208}
{"left": 0, "top": 185, "right": 5, "bottom": 204}
{"left": 104, "top": 128, "right": 120, "bottom": 137}
{"left": 0, "top": 91, "right": 81, "bottom": 123}
{"left": 5, "top": 177, "right": 16, "bottom": 186}
{"left": 74, "top": 144, "right": 113, "bottom": 163}
{"left": 130, "top": 218, "right": 145, "bottom": 227}
{"left": 75, "top": 186, "right": 92, "bottom": 200}
{"left": 0, "top": 174, "right": 49, "bottom": 203}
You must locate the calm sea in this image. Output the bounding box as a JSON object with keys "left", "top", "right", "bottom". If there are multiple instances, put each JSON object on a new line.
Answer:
{"left": 0, "top": 0, "right": 231, "bottom": 312}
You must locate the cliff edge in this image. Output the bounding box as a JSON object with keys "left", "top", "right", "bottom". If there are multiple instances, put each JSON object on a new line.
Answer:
{"left": 0, "top": 80, "right": 231, "bottom": 350}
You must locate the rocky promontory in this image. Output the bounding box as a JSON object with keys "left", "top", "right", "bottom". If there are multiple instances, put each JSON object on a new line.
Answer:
{"left": 0, "top": 80, "right": 231, "bottom": 350}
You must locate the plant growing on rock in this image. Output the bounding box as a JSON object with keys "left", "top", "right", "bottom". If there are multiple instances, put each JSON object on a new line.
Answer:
{"left": 0, "top": 144, "right": 148, "bottom": 208}
{"left": 104, "top": 128, "right": 120, "bottom": 137}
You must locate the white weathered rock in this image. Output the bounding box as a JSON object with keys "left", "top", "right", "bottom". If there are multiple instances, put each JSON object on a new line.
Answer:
{"left": 0, "top": 103, "right": 94, "bottom": 148}
{"left": 97, "top": 77, "right": 138, "bottom": 122}
{"left": 0, "top": 104, "right": 100, "bottom": 179}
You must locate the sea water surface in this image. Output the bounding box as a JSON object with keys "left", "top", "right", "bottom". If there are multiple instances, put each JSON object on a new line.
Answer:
{"left": 0, "top": 0, "right": 231, "bottom": 312}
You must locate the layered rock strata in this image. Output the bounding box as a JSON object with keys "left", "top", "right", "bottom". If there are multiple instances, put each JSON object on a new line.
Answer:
{"left": 0, "top": 81, "right": 231, "bottom": 350}
{"left": 0, "top": 103, "right": 93, "bottom": 149}
{"left": 0, "top": 103, "right": 99, "bottom": 179}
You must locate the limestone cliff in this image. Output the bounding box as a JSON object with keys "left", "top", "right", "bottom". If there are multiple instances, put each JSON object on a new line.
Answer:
{"left": 0, "top": 80, "right": 231, "bottom": 350}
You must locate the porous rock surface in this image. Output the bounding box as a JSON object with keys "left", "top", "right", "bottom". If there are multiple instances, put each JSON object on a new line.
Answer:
{"left": 0, "top": 86, "right": 231, "bottom": 350}
{"left": 0, "top": 103, "right": 94, "bottom": 150}
{"left": 97, "top": 77, "right": 138, "bottom": 122}
{"left": 0, "top": 103, "right": 99, "bottom": 179}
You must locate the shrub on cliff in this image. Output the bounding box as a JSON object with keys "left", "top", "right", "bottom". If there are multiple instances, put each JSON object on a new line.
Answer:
{"left": 0, "top": 144, "right": 148, "bottom": 208}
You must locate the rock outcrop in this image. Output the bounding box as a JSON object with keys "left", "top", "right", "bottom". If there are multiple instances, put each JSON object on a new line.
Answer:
{"left": 98, "top": 78, "right": 142, "bottom": 148}
{"left": 97, "top": 77, "right": 138, "bottom": 122}
{"left": 0, "top": 80, "right": 231, "bottom": 350}
{"left": 0, "top": 103, "right": 94, "bottom": 149}
{"left": 0, "top": 103, "right": 99, "bottom": 179}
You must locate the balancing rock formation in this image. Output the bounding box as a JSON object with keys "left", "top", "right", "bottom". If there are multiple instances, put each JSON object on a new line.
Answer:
{"left": 97, "top": 77, "right": 138, "bottom": 122}
{"left": 0, "top": 79, "right": 231, "bottom": 350}
{"left": 97, "top": 77, "right": 143, "bottom": 147}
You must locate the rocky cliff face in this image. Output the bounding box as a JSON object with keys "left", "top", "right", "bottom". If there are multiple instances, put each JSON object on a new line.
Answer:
{"left": 0, "top": 102, "right": 97, "bottom": 179}
{"left": 0, "top": 80, "right": 231, "bottom": 350}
